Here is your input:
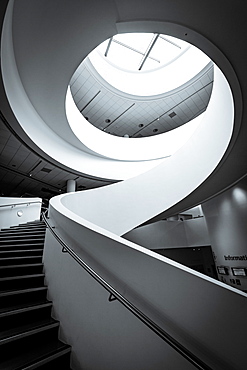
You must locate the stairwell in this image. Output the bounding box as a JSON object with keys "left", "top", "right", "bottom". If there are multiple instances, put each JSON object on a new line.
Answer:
{"left": 0, "top": 220, "right": 71, "bottom": 369}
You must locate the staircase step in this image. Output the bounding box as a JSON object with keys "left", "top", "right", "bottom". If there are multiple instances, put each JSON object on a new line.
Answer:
{"left": 0, "top": 287, "right": 48, "bottom": 309}
{"left": 0, "top": 235, "right": 45, "bottom": 243}
{"left": 0, "top": 232, "right": 46, "bottom": 239}
{"left": 0, "top": 256, "right": 43, "bottom": 266}
{"left": 0, "top": 263, "right": 43, "bottom": 277}
{"left": 0, "top": 302, "right": 53, "bottom": 332}
{"left": 0, "top": 301, "right": 52, "bottom": 318}
{"left": 0, "top": 249, "right": 43, "bottom": 258}
{"left": 0, "top": 297, "right": 51, "bottom": 316}
{"left": 0, "top": 274, "right": 45, "bottom": 292}
{"left": 0, "top": 238, "right": 45, "bottom": 246}
{"left": 5, "top": 225, "right": 46, "bottom": 231}
{"left": 0, "top": 337, "right": 71, "bottom": 370}
{"left": 0, "top": 243, "right": 44, "bottom": 250}
{"left": 0, "top": 318, "right": 59, "bottom": 347}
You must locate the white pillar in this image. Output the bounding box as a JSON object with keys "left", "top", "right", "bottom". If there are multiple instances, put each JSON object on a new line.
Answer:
{"left": 67, "top": 179, "right": 76, "bottom": 193}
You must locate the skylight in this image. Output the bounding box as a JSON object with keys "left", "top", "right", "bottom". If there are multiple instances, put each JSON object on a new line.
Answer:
{"left": 97, "top": 33, "right": 188, "bottom": 72}
{"left": 88, "top": 33, "right": 210, "bottom": 96}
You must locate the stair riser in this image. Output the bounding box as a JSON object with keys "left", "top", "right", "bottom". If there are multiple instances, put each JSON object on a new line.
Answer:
{"left": 0, "top": 250, "right": 43, "bottom": 258}
{"left": 0, "top": 233, "right": 46, "bottom": 240}
{"left": 37, "top": 351, "right": 71, "bottom": 370}
{"left": 6, "top": 226, "right": 46, "bottom": 231}
{"left": 0, "top": 275, "right": 45, "bottom": 292}
{"left": 0, "top": 305, "right": 52, "bottom": 332}
{"left": 0, "top": 256, "right": 43, "bottom": 266}
{"left": 0, "top": 325, "right": 60, "bottom": 356}
{"left": 0, "top": 265, "right": 44, "bottom": 278}
{"left": 0, "top": 239, "right": 44, "bottom": 249}
{"left": 0, "top": 235, "right": 45, "bottom": 245}
{"left": 0, "top": 244, "right": 44, "bottom": 251}
{"left": 0, "top": 288, "right": 48, "bottom": 310}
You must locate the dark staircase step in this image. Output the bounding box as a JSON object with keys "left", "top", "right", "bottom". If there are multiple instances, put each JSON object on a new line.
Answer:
{"left": 0, "top": 336, "right": 71, "bottom": 370}
{"left": 0, "top": 255, "right": 43, "bottom": 266}
{"left": 0, "top": 249, "right": 43, "bottom": 258}
{"left": 0, "top": 301, "right": 52, "bottom": 318}
{"left": 0, "top": 274, "right": 45, "bottom": 292}
{"left": 0, "top": 287, "right": 48, "bottom": 309}
{"left": 0, "top": 221, "right": 71, "bottom": 369}
{"left": 5, "top": 225, "right": 46, "bottom": 231}
{"left": 0, "top": 263, "right": 44, "bottom": 277}
{"left": 0, "top": 243, "right": 45, "bottom": 250}
{"left": 0, "top": 232, "right": 46, "bottom": 239}
{"left": 0, "top": 235, "right": 45, "bottom": 245}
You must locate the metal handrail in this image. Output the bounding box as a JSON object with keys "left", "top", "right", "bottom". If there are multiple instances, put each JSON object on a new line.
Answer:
{"left": 0, "top": 201, "right": 42, "bottom": 208}
{"left": 42, "top": 212, "right": 212, "bottom": 370}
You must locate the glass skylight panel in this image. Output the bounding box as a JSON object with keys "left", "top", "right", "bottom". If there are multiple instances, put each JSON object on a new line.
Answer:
{"left": 107, "top": 41, "right": 142, "bottom": 70}
{"left": 148, "top": 37, "right": 181, "bottom": 67}
{"left": 113, "top": 33, "right": 154, "bottom": 54}
{"left": 98, "top": 33, "right": 190, "bottom": 72}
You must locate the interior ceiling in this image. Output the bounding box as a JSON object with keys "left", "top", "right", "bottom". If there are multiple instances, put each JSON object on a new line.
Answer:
{"left": 70, "top": 60, "right": 213, "bottom": 138}
{"left": 0, "top": 117, "right": 114, "bottom": 201}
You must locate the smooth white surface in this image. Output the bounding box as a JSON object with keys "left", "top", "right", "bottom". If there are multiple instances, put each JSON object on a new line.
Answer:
{"left": 89, "top": 41, "right": 210, "bottom": 96}
{"left": 0, "top": 197, "right": 41, "bottom": 228}
{"left": 60, "top": 66, "right": 234, "bottom": 236}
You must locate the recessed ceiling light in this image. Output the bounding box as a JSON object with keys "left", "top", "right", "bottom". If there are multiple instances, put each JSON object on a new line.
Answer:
{"left": 41, "top": 167, "right": 52, "bottom": 173}
{"left": 169, "top": 111, "right": 176, "bottom": 118}
{"left": 139, "top": 124, "right": 144, "bottom": 128}
{"left": 153, "top": 128, "right": 158, "bottom": 132}
{"left": 105, "top": 119, "right": 111, "bottom": 123}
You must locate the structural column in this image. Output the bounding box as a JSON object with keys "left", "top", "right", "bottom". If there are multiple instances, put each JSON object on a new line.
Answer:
{"left": 66, "top": 179, "right": 76, "bottom": 193}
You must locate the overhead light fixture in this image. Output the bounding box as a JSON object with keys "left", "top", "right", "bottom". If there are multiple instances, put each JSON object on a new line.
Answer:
{"left": 169, "top": 111, "right": 176, "bottom": 118}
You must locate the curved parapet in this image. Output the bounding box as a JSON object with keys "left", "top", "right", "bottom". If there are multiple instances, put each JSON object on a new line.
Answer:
{"left": 54, "top": 64, "right": 233, "bottom": 235}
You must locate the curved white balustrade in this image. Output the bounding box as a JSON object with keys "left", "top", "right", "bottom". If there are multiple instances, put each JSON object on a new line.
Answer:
{"left": 57, "top": 65, "right": 233, "bottom": 236}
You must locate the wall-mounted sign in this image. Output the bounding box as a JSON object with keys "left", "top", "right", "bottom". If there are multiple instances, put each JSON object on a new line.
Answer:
{"left": 224, "top": 255, "right": 247, "bottom": 261}
{"left": 232, "top": 267, "right": 247, "bottom": 277}
{"left": 217, "top": 266, "right": 228, "bottom": 275}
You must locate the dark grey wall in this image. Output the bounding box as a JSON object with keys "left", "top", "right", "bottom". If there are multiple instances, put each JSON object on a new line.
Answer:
{"left": 203, "top": 177, "right": 247, "bottom": 292}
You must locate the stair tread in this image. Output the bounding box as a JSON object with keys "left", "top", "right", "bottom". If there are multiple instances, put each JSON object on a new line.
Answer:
{"left": 0, "top": 339, "right": 70, "bottom": 370}
{"left": 0, "top": 256, "right": 42, "bottom": 262}
{"left": 0, "top": 286, "right": 47, "bottom": 297}
{"left": 0, "top": 243, "right": 44, "bottom": 248}
{"left": 0, "top": 263, "right": 43, "bottom": 269}
{"left": 0, "top": 317, "right": 59, "bottom": 344}
{"left": 0, "top": 301, "right": 52, "bottom": 318}
{"left": 0, "top": 249, "right": 43, "bottom": 253}
{"left": 0, "top": 273, "right": 45, "bottom": 282}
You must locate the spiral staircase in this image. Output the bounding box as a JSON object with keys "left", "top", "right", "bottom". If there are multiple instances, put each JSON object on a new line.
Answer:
{"left": 1, "top": 0, "right": 247, "bottom": 369}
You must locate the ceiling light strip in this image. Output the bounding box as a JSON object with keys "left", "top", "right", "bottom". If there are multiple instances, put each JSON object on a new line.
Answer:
{"left": 104, "top": 103, "right": 135, "bottom": 130}
{"left": 80, "top": 90, "right": 101, "bottom": 113}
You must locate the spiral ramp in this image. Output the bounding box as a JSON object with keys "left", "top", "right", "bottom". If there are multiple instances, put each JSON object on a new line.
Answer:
{"left": 1, "top": 1, "right": 247, "bottom": 369}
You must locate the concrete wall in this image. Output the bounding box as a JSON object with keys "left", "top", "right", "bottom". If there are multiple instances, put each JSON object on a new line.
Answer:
{"left": 203, "top": 177, "right": 247, "bottom": 292}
